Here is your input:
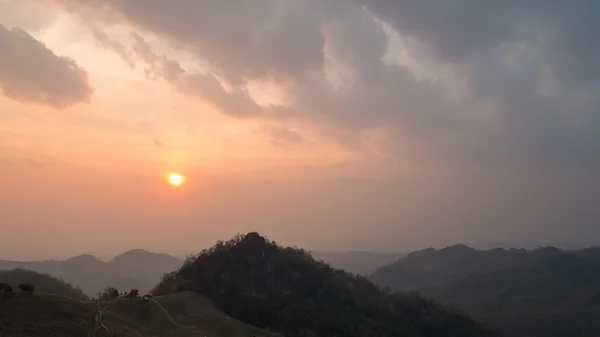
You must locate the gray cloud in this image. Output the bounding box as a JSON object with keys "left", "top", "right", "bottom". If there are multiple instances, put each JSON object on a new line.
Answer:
{"left": 127, "top": 31, "right": 262, "bottom": 118}
{"left": 48, "top": 0, "right": 600, "bottom": 171}
{"left": 91, "top": 27, "right": 134, "bottom": 68}
{"left": 0, "top": 24, "right": 92, "bottom": 109}
{"left": 269, "top": 126, "right": 303, "bottom": 147}
{"left": 363, "top": 1, "right": 600, "bottom": 82}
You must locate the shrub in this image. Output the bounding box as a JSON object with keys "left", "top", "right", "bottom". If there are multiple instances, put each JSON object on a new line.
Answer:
{"left": 125, "top": 289, "right": 139, "bottom": 299}
{"left": 18, "top": 282, "right": 35, "bottom": 294}
{"left": 1, "top": 282, "right": 14, "bottom": 297}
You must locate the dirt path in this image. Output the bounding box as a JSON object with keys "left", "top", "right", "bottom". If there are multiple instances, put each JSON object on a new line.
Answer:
{"left": 148, "top": 298, "right": 206, "bottom": 335}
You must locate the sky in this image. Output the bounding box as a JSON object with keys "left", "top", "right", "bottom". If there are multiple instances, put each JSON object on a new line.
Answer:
{"left": 1, "top": 0, "right": 599, "bottom": 260}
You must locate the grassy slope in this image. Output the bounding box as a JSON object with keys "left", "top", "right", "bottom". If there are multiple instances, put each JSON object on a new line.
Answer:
{"left": 0, "top": 292, "right": 280, "bottom": 337}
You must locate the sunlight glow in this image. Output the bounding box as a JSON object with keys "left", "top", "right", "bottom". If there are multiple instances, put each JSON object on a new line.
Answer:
{"left": 167, "top": 172, "right": 185, "bottom": 186}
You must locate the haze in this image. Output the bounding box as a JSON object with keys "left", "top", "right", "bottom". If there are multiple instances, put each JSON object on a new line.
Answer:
{"left": 1, "top": 0, "right": 599, "bottom": 261}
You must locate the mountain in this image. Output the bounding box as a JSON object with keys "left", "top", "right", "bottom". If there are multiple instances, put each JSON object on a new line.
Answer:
{"left": 0, "top": 249, "right": 183, "bottom": 296}
{"left": 0, "top": 291, "right": 280, "bottom": 337}
{"left": 311, "top": 250, "right": 400, "bottom": 275}
{"left": 370, "top": 245, "right": 600, "bottom": 337}
{"left": 153, "top": 232, "right": 497, "bottom": 337}
{"left": 0, "top": 269, "right": 88, "bottom": 300}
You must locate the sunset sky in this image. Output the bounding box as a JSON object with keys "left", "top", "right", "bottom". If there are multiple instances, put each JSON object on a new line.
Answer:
{"left": 1, "top": 0, "right": 599, "bottom": 260}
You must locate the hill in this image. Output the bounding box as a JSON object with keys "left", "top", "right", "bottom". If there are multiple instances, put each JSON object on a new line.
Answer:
{"left": 0, "top": 249, "right": 183, "bottom": 296}
{"left": 370, "top": 245, "right": 600, "bottom": 337}
{"left": 0, "top": 269, "right": 87, "bottom": 300}
{"left": 0, "top": 291, "right": 281, "bottom": 337}
{"left": 153, "top": 232, "right": 496, "bottom": 337}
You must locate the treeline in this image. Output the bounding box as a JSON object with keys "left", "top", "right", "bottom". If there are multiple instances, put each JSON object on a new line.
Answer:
{"left": 93, "top": 286, "right": 152, "bottom": 302}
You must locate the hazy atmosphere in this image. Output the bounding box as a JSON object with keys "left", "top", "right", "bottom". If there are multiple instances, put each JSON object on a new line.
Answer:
{"left": 2, "top": 0, "right": 599, "bottom": 261}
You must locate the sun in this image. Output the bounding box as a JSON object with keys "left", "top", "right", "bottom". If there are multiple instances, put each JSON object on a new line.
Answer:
{"left": 167, "top": 173, "right": 185, "bottom": 186}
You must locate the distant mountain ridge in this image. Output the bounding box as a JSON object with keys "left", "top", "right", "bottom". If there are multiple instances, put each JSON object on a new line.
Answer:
{"left": 0, "top": 249, "right": 183, "bottom": 296}
{"left": 311, "top": 250, "right": 400, "bottom": 275}
{"left": 370, "top": 244, "right": 600, "bottom": 337}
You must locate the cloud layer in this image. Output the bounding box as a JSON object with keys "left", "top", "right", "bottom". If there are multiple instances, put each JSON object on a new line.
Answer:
{"left": 28, "top": 0, "right": 599, "bottom": 247}
{"left": 47, "top": 0, "right": 599, "bottom": 174}
{"left": 0, "top": 24, "right": 92, "bottom": 108}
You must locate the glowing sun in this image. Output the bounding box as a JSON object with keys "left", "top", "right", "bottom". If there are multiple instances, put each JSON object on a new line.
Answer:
{"left": 167, "top": 173, "right": 185, "bottom": 186}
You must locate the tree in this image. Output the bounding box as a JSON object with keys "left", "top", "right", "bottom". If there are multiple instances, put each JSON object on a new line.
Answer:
{"left": 18, "top": 282, "right": 35, "bottom": 294}
{"left": 0, "top": 282, "right": 14, "bottom": 297}
{"left": 125, "top": 289, "right": 139, "bottom": 299}
{"left": 98, "top": 286, "right": 119, "bottom": 300}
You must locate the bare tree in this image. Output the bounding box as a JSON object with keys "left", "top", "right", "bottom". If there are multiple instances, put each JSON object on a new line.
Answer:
{"left": 91, "top": 298, "right": 112, "bottom": 337}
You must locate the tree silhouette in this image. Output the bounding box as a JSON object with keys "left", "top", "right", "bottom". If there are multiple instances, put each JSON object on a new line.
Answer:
{"left": 18, "top": 282, "right": 34, "bottom": 294}
{"left": 0, "top": 282, "right": 14, "bottom": 297}
{"left": 98, "top": 286, "right": 119, "bottom": 300}
{"left": 126, "top": 289, "right": 139, "bottom": 299}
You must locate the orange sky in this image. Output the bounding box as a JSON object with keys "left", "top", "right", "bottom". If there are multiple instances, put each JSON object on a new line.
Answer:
{"left": 1, "top": 0, "right": 599, "bottom": 260}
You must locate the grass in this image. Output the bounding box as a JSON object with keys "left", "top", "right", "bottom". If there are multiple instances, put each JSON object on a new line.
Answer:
{"left": 0, "top": 292, "right": 281, "bottom": 337}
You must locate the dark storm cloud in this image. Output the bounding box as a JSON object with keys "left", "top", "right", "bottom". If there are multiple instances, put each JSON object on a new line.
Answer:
{"left": 0, "top": 24, "right": 93, "bottom": 109}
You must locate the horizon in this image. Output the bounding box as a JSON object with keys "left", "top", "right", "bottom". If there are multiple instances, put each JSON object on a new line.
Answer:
{"left": 5, "top": 236, "right": 600, "bottom": 262}
{"left": 1, "top": 1, "right": 599, "bottom": 261}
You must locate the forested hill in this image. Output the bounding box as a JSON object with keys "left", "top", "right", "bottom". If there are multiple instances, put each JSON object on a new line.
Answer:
{"left": 153, "top": 232, "right": 497, "bottom": 337}
{"left": 370, "top": 245, "right": 600, "bottom": 337}
{"left": 0, "top": 269, "right": 88, "bottom": 300}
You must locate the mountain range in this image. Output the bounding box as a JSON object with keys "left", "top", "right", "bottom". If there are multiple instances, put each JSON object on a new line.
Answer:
{"left": 0, "top": 249, "right": 183, "bottom": 296}
{"left": 370, "top": 244, "right": 600, "bottom": 337}
{"left": 1, "top": 233, "right": 496, "bottom": 337}
{"left": 0, "top": 248, "right": 400, "bottom": 296}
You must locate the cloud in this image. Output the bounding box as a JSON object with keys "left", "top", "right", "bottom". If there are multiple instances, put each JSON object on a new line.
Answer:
{"left": 0, "top": 24, "right": 93, "bottom": 109}
{"left": 47, "top": 0, "right": 599, "bottom": 172}
{"left": 90, "top": 27, "right": 134, "bottom": 68}
{"left": 362, "top": 1, "right": 600, "bottom": 83}
{"left": 269, "top": 126, "right": 303, "bottom": 147}
{"left": 4, "top": 0, "right": 600, "bottom": 250}
{"left": 127, "top": 31, "right": 262, "bottom": 118}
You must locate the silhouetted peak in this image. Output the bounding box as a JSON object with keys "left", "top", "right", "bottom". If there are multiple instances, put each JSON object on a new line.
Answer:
{"left": 532, "top": 246, "right": 562, "bottom": 255}
{"left": 406, "top": 247, "right": 436, "bottom": 258}
{"left": 441, "top": 244, "right": 476, "bottom": 253}
{"left": 64, "top": 254, "right": 101, "bottom": 264}
{"left": 240, "top": 232, "right": 267, "bottom": 246}
{"left": 110, "top": 249, "right": 180, "bottom": 265}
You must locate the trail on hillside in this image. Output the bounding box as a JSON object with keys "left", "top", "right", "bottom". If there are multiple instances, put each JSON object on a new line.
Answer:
{"left": 148, "top": 298, "right": 206, "bottom": 335}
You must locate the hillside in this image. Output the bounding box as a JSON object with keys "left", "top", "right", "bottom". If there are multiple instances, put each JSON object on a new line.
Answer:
{"left": 0, "top": 291, "right": 281, "bottom": 337}
{"left": 153, "top": 232, "right": 496, "bottom": 337}
{"left": 370, "top": 245, "right": 600, "bottom": 337}
{"left": 0, "top": 269, "right": 87, "bottom": 300}
{"left": 0, "top": 249, "right": 183, "bottom": 296}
